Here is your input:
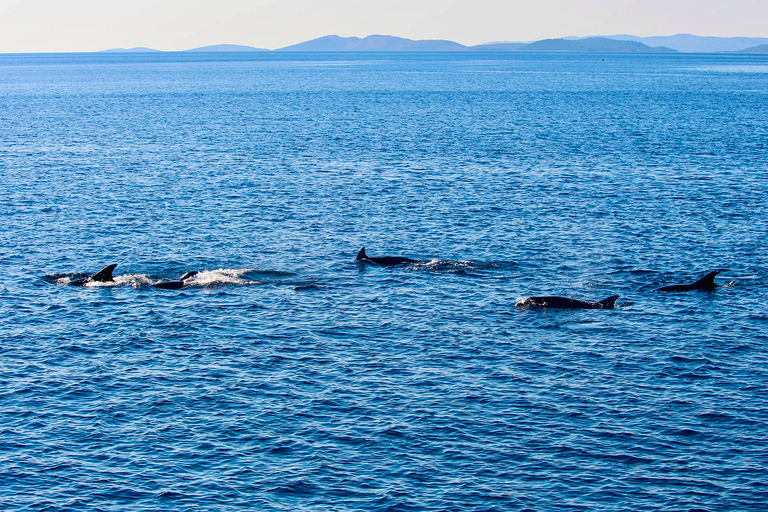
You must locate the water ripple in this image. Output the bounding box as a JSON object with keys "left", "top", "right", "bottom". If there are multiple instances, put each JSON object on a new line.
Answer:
{"left": 1, "top": 52, "right": 768, "bottom": 511}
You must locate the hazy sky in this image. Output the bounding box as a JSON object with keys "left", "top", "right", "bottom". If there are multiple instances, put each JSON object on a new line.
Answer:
{"left": 1, "top": 0, "right": 767, "bottom": 52}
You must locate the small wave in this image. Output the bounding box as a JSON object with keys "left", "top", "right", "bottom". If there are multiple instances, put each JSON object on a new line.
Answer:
{"left": 691, "top": 64, "right": 768, "bottom": 74}
{"left": 181, "top": 268, "right": 262, "bottom": 287}
{"left": 267, "top": 479, "right": 321, "bottom": 496}
{"left": 668, "top": 355, "right": 708, "bottom": 364}
{"left": 245, "top": 269, "right": 296, "bottom": 279}
{"left": 564, "top": 321, "right": 613, "bottom": 332}
{"left": 44, "top": 272, "right": 149, "bottom": 287}
{"left": 99, "top": 273, "right": 154, "bottom": 287}
{"left": 678, "top": 372, "right": 711, "bottom": 380}
{"left": 294, "top": 283, "right": 324, "bottom": 291}
{"left": 407, "top": 259, "right": 513, "bottom": 272}
{"left": 43, "top": 273, "right": 88, "bottom": 285}
{"left": 44, "top": 268, "right": 263, "bottom": 288}
{"left": 514, "top": 296, "right": 532, "bottom": 309}
{"left": 696, "top": 412, "right": 738, "bottom": 423}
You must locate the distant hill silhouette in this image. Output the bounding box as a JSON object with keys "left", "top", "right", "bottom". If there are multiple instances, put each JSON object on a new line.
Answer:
{"left": 519, "top": 37, "right": 675, "bottom": 53}
{"left": 101, "top": 47, "right": 161, "bottom": 53}
{"left": 98, "top": 34, "right": 768, "bottom": 54}
{"left": 731, "top": 44, "right": 768, "bottom": 54}
{"left": 277, "top": 35, "right": 674, "bottom": 53}
{"left": 277, "top": 35, "right": 466, "bottom": 51}
{"left": 185, "top": 44, "right": 268, "bottom": 52}
{"left": 596, "top": 34, "right": 768, "bottom": 53}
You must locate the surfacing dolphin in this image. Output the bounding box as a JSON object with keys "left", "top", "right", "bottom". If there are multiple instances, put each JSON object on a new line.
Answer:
{"left": 656, "top": 271, "right": 720, "bottom": 292}
{"left": 152, "top": 271, "right": 199, "bottom": 290}
{"left": 69, "top": 264, "right": 117, "bottom": 286}
{"left": 516, "top": 295, "right": 620, "bottom": 310}
{"left": 355, "top": 247, "right": 420, "bottom": 267}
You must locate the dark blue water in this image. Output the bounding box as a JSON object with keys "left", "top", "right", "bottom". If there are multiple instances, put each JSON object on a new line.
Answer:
{"left": 2, "top": 51, "right": 768, "bottom": 511}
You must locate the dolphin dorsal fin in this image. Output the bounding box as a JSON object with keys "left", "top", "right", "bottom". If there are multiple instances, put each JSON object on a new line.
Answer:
{"left": 179, "top": 271, "right": 199, "bottom": 281}
{"left": 599, "top": 295, "right": 619, "bottom": 309}
{"left": 692, "top": 270, "right": 720, "bottom": 290}
{"left": 356, "top": 247, "right": 367, "bottom": 261}
{"left": 91, "top": 264, "right": 117, "bottom": 282}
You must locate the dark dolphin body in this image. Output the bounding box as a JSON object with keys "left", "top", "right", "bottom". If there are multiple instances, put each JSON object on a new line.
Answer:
{"left": 69, "top": 264, "right": 117, "bottom": 286}
{"left": 355, "top": 247, "right": 420, "bottom": 267}
{"left": 152, "top": 271, "right": 199, "bottom": 290}
{"left": 517, "top": 295, "right": 620, "bottom": 310}
{"left": 657, "top": 271, "right": 720, "bottom": 292}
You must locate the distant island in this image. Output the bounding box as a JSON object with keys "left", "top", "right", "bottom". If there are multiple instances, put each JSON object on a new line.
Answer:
{"left": 102, "top": 44, "right": 267, "bottom": 53}
{"left": 99, "top": 34, "right": 768, "bottom": 54}
{"left": 594, "top": 34, "right": 768, "bottom": 53}
{"left": 185, "top": 44, "right": 269, "bottom": 52}
{"left": 731, "top": 44, "right": 768, "bottom": 54}
{"left": 516, "top": 37, "right": 674, "bottom": 53}
{"left": 277, "top": 35, "right": 466, "bottom": 52}
{"left": 101, "top": 47, "right": 162, "bottom": 53}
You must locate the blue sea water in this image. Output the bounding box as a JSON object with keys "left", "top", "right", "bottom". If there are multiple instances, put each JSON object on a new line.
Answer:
{"left": 1, "top": 51, "right": 768, "bottom": 511}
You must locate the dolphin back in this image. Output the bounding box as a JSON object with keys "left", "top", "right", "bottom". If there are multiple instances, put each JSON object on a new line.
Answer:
{"left": 658, "top": 270, "right": 720, "bottom": 292}
{"left": 152, "top": 280, "right": 185, "bottom": 290}
{"left": 355, "top": 247, "right": 418, "bottom": 266}
{"left": 517, "top": 295, "right": 619, "bottom": 309}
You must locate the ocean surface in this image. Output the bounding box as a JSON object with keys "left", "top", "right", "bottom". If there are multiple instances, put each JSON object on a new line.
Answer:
{"left": 1, "top": 51, "right": 767, "bottom": 511}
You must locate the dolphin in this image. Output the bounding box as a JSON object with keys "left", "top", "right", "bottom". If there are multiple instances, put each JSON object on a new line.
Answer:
{"left": 516, "top": 295, "right": 620, "bottom": 310}
{"left": 152, "top": 271, "right": 199, "bottom": 290}
{"left": 69, "top": 264, "right": 117, "bottom": 286}
{"left": 656, "top": 271, "right": 720, "bottom": 292}
{"left": 355, "top": 247, "right": 420, "bottom": 267}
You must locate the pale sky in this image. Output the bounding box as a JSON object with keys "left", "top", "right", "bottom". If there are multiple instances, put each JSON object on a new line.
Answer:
{"left": 1, "top": 0, "right": 766, "bottom": 52}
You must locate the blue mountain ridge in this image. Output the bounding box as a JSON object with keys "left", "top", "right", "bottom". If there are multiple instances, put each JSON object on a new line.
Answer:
{"left": 101, "top": 44, "right": 267, "bottom": 53}
{"left": 517, "top": 37, "right": 675, "bottom": 53}
{"left": 100, "top": 47, "right": 162, "bottom": 53}
{"left": 277, "top": 35, "right": 675, "bottom": 52}
{"left": 596, "top": 34, "right": 768, "bottom": 53}
{"left": 729, "top": 44, "right": 768, "bottom": 54}
{"left": 99, "top": 34, "right": 768, "bottom": 53}
{"left": 276, "top": 34, "right": 466, "bottom": 51}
